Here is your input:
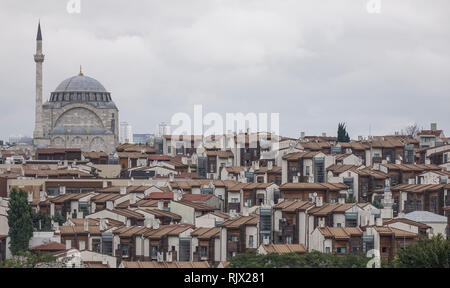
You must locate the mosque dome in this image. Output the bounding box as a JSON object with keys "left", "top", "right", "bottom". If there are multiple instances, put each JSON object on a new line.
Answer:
{"left": 49, "top": 69, "right": 113, "bottom": 103}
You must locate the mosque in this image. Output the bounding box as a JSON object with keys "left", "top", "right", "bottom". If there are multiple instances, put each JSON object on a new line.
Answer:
{"left": 32, "top": 22, "right": 119, "bottom": 154}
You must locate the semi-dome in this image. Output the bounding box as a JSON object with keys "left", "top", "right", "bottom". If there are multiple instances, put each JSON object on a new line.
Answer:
{"left": 69, "top": 127, "right": 88, "bottom": 135}
{"left": 51, "top": 126, "right": 67, "bottom": 134}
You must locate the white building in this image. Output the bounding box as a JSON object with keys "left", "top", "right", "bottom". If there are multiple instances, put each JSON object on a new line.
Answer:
{"left": 120, "top": 122, "right": 133, "bottom": 144}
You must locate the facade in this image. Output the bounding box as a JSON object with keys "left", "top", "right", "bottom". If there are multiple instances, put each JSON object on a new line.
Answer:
{"left": 32, "top": 23, "right": 119, "bottom": 154}
{"left": 120, "top": 122, "right": 133, "bottom": 144}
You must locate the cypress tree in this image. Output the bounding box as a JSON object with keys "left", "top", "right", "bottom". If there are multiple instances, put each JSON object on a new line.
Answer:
{"left": 7, "top": 188, "right": 34, "bottom": 255}
{"left": 337, "top": 122, "right": 350, "bottom": 142}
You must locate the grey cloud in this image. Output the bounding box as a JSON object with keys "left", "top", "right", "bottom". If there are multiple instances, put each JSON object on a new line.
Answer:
{"left": 0, "top": 0, "right": 449, "bottom": 141}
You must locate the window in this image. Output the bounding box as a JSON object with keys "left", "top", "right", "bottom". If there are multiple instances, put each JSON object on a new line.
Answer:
{"left": 200, "top": 246, "right": 208, "bottom": 258}
{"left": 231, "top": 198, "right": 239, "bottom": 203}
{"left": 352, "top": 247, "right": 358, "bottom": 254}
{"left": 248, "top": 235, "right": 254, "bottom": 248}
{"left": 306, "top": 166, "right": 310, "bottom": 176}
{"left": 121, "top": 244, "right": 129, "bottom": 257}
{"left": 246, "top": 199, "right": 252, "bottom": 207}
{"left": 172, "top": 246, "right": 176, "bottom": 252}
{"left": 325, "top": 247, "right": 331, "bottom": 254}
{"left": 92, "top": 239, "right": 101, "bottom": 253}
{"left": 382, "top": 247, "right": 387, "bottom": 253}
{"left": 285, "top": 236, "right": 292, "bottom": 244}
{"left": 337, "top": 247, "right": 346, "bottom": 254}
{"left": 151, "top": 246, "right": 158, "bottom": 259}
{"left": 231, "top": 235, "right": 238, "bottom": 242}
{"left": 102, "top": 234, "right": 113, "bottom": 256}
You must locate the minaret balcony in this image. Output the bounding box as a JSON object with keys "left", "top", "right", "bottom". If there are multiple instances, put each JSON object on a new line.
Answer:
{"left": 34, "top": 54, "right": 45, "bottom": 62}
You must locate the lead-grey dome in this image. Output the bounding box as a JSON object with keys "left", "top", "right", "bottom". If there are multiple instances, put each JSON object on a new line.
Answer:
{"left": 48, "top": 73, "right": 114, "bottom": 105}
{"left": 55, "top": 75, "right": 107, "bottom": 93}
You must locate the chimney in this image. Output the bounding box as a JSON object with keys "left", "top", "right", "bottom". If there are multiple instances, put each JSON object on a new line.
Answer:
{"left": 60, "top": 186, "right": 66, "bottom": 195}
{"left": 120, "top": 186, "right": 126, "bottom": 195}
{"left": 27, "top": 192, "right": 33, "bottom": 203}
{"left": 300, "top": 132, "right": 305, "bottom": 139}
{"left": 263, "top": 237, "right": 270, "bottom": 245}
{"left": 322, "top": 132, "right": 326, "bottom": 137}
{"left": 84, "top": 219, "right": 89, "bottom": 232}
{"left": 358, "top": 136, "right": 363, "bottom": 141}
{"left": 100, "top": 219, "right": 107, "bottom": 230}
{"left": 130, "top": 193, "right": 136, "bottom": 205}
{"left": 338, "top": 197, "right": 345, "bottom": 204}
{"left": 431, "top": 123, "right": 437, "bottom": 132}
{"left": 376, "top": 218, "right": 383, "bottom": 227}
{"left": 243, "top": 206, "right": 249, "bottom": 217}
{"left": 153, "top": 219, "right": 160, "bottom": 229}
{"left": 315, "top": 196, "right": 323, "bottom": 207}
{"left": 157, "top": 200, "right": 164, "bottom": 210}
{"left": 102, "top": 180, "right": 108, "bottom": 188}
{"left": 169, "top": 174, "right": 174, "bottom": 182}
{"left": 254, "top": 161, "right": 260, "bottom": 170}
{"left": 267, "top": 161, "right": 273, "bottom": 170}
{"left": 292, "top": 175, "right": 299, "bottom": 183}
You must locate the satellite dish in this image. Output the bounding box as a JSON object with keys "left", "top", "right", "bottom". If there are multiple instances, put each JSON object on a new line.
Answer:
{"left": 313, "top": 192, "right": 318, "bottom": 197}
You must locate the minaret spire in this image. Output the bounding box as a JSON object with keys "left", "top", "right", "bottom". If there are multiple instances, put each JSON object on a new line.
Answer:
{"left": 33, "top": 21, "right": 45, "bottom": 142}
{"left": 37, "top": 20, "right": 42, "bottom": 41}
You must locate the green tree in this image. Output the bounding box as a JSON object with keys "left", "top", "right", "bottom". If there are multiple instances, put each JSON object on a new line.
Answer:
{"left": 395, "top": 235, "right": 450, "bottom": 268}
{"left": 0, "top": 251, "right": 56, "bottom": 268}
{"left": 371, "top": 199, "right": 384, "bottom": 209}
{"left": 229, "top": 251, "right": 369, "bottom": 268}
{"left": 52, "top": 211, "right": 65, "bottom": 226}
{"left": 7, "top": 189, "right": 34, "bottom": 255}
{"left": 345, "top": 196, "right": 356, "bottom": 203}
{"left": 337, "top": 123, "right": 350, "bottom": 142}
{"left": 32, "top": 211, "right": 52, "bottom": 231}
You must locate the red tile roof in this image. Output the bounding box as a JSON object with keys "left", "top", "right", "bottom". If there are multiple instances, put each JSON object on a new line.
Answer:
{"left": 147, "top": 192, "right": 174, "bottom": 200}
{"left": 30, "top": 242, "right": 66, "bottom": 251}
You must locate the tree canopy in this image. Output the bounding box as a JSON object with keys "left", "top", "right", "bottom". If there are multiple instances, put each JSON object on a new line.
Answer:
{"left": 337, "top": 123, "right": 350, "bottom": 142}
{"left": 395, "top": 235, "right": 450, "bottom": 268}
{"left": 7, "top": 189, "right": 34, "bottom": 255}
{"left": 229, "top": 251, "right": 369, "bottom": 268}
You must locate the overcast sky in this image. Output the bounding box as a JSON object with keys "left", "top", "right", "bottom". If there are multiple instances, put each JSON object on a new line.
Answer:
{"left": 0, "top": 0, "right": 449, "bottom": 141}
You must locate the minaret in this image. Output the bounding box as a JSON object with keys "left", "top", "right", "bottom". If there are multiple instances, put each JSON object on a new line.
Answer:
{"left": 33, "top": 21, "right": 45, "bottom": 140}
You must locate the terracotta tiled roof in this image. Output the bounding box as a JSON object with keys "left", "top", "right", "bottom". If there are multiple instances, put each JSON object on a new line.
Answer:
{"left": 374, "top": 226, "right": 418, "bottom": 238}
{"left": 279, "top": 182, "right": 348, "bottom": 191}
{"left": 121, "top": 261, "right": 210, "bottom": 268}
{"left": 30, "top": 242, "right": 66, "bottom": 251}
{"left": 221, "top": 214, "right": 259, "bottom": 228}
{"left": 262, "top": 244, "right": 306, "bottom": 254}
{"left": 147, "top": 192, "right": 174, "bottom": 200}
{"left": 182, "top": 193, "right": 213, "bottom": 202}
{"left": 191, "top": 227, "right": 220, "bottom": 239}
{"left": 391, "top": 184, "right": 445, "bottom": 193}
{"left": 282, "top": 151, "right": 320, "bottom": 160}
{"left": 174, "top": 200, "right": 216, "bottom": 211}
{"left": 318, "top": 227, "right": 363, "bottom": 239}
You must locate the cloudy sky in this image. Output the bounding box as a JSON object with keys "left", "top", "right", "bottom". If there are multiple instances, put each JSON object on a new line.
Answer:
{"left": 0, "top": 0, "right": 449, "bottom": 141}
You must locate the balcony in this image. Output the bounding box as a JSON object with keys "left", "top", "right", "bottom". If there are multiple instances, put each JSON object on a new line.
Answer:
{"left": 227, "top": 241, "right": 239, "bottom": 252}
